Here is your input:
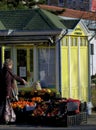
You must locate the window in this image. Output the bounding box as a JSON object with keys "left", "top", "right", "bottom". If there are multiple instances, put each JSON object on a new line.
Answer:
{"left": 73, "top": 1, "right": 76, "bottom": 9}
{"left": 58, "top": 0, "right": 64, "bottom": 6}
{"left": 17, "top": 49, "right": 27, "bottom": 84}
{"left": 46, "top": 0, "right": 50, "bottom": 5}
{"left": 30, "top": 49, "right": 33, "bottom": 72}
{"left": 29, "top": 49, "right": 34, "bottom": 83}
{"left": 4, "top": 48, "right": 11, "bottom": 59}
{"left": 38, "top": 48, "right": 55, "bottom": 88}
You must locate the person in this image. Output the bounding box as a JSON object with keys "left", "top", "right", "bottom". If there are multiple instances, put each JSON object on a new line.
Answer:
{"left": 0, "top": 58, "right": 27, "bottom": 124}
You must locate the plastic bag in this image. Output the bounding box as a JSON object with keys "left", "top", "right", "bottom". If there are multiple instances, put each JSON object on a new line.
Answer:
{"left": 11, "top": 80, "right": 18, "bottom": 101}
{"left": 4, "top": 99, "right": 16, "bottom": 123}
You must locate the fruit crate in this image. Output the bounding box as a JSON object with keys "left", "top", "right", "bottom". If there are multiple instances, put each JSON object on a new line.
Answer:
{"left": 67, "top": 112, "right": 87, "bottom": 126}
{"left": 67, "top": 114, "right": 80, "bottom": 126}
{"left": 79, "top": 112, "right": 87, "bottom": 124}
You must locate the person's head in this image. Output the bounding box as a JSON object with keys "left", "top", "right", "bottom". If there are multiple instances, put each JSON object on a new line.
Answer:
{"left": 3, "top": 59, "right": 13, "bottom": 69}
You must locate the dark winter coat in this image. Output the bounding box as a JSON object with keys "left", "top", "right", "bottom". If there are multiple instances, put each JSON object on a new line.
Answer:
{"left": 0, "top": 66, "right": 24, "bottom": 101}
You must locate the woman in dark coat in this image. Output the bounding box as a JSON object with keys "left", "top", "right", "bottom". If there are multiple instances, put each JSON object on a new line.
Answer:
{"left": 0, "top": 59, "right": 27, "bottom": 124}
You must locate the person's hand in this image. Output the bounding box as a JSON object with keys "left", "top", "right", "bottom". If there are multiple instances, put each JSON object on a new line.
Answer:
{"left": 22, "top": 79, "right": 28, "bottom": 85}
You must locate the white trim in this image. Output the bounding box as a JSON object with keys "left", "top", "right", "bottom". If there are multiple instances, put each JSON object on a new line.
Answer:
{"left": 68, "top": 36, "right": 71, "bottom": 97}
{"left": 33, "top": 46, "right": 38, "bottom": 82}
{"left": 78, "top": 37, "right": 81, "bottom": 100}
{"left": 79, "top": 20, "right": 90, "bottom": 35}
{"left": 58, "top": 0, "right": 64, "bottom": 6}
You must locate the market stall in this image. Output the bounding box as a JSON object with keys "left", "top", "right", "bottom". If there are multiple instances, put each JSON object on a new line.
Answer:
{"left": 11, "top": 88, "right": 87, "bottom": 127}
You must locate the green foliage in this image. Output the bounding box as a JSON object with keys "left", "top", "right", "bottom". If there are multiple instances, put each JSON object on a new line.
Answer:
{"left": 18, "top": 87, "right": 59, "bottom": 100}
{"left": 18, "top": 87, "right": 32, "bottom": 92}
{"left": 18, "top": 87, "right": 57, "bottom": 93}
{"left": 0, "top": 0, "right": 46, "bottom": 10}
{"left": 16, "top": 2, "right": 29, "bottom": 9}
{"left": 0, "top": 1, "right": 8, "bottom": 10}
{"left": 27, "top": 0, "right": 46, "bottom": 4}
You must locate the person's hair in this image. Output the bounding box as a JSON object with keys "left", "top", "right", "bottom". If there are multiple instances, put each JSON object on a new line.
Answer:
{"left": 3, "top": 59, "right": 13, "bottom": 68}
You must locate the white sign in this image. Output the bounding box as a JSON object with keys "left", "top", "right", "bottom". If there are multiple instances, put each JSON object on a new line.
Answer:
{"left": 19, "top": 67, "right": 26, "bottom": 77}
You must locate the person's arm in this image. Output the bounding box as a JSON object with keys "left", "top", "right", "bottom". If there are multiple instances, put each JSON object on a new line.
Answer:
{"left": 8, "top": 69, "right": 28, "bottom": 85}
{"left": 13, "top": 74, "right": 27, "bottom": 85}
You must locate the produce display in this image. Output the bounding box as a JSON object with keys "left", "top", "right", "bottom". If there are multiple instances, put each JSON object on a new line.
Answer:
{"left": 11, "top": 88, "right": 87, "bottom": 126}
{"left": 11, "top": 100, "right": 36, "bottom": 109}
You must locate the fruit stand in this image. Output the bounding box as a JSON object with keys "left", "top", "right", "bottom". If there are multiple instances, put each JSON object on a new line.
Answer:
{"left": 11, "top": 88, "right": 87, "bottom": 127}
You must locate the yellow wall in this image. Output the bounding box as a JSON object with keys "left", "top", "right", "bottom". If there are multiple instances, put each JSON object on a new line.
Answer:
{"left": 61, "top": 46, "right": 69, "bottom": 98}
{"left": 61, "top": 22, "right": 89, "bottom": 102}
{"left": 61, "top": 42, "right": 88, "bottom": 101}
{"left": 71, "top": 47, "right": 78, "bottom": 99}
{"left": 80, "top": 47, "right": 88, "bottom": 101}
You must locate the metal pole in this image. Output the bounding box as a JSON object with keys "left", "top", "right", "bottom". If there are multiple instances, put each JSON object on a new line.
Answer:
{"left": 88, "top": 42, "right": 91, "bottom": 102}
{"left": 92, "top": 54, "right": 93, "bottom": 75}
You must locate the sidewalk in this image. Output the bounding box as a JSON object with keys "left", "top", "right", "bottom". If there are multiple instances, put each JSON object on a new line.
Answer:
{"left": 0, "top": 112, "right": 96, "bottom": 130}
{"left": 85, "top": 112, "right": 96, "bottom": 125}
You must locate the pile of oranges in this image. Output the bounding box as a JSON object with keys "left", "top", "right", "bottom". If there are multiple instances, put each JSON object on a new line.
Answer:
{"left": 31, "top": 97, "right": 43, "bottom": 102}
{"left": 11, "top": 100, "right": 36, "bottom": 109}
{"left": 11, "top": 96, "right": 43, "bottom": 109}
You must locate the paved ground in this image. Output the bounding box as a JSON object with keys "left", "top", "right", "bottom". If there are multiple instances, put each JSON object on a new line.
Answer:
{"left": 87, "top": 112, "right": 96, "bottom": 125}
{"left": 0, "top": 112, "right": 96, "bottom": 130}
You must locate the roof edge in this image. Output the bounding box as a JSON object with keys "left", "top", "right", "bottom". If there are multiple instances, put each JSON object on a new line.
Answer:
{"left": 0, "top": 29, "right": 65, "bottom": 36}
